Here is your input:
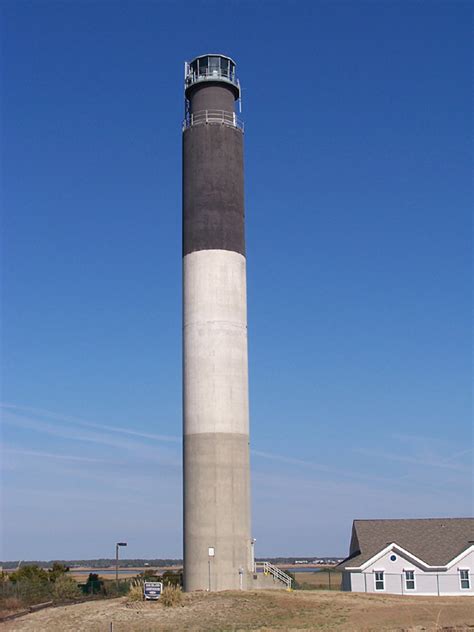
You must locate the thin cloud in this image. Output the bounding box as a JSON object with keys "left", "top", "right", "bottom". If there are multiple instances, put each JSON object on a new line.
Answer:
{"left": 0, "top": 402, "right": 181, "bottom": 443}
{"left": 2, "top": 411, "right": 181, "bottom": 466}
{"left": 355, "top": 447, "right": 470, "bottom": 473}
{"left": 251, "top": 449, "right": 411, "bottom": 485}
{"left": 2, "top": 447, "right": 107, "bottom": 463}
{"left": 392, "top": 432, "right": 472, "bottom": 454}
{"left": 251, "top": 450, "right": 333, "bottom": 472}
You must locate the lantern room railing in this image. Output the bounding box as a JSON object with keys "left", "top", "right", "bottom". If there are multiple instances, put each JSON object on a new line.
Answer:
{"left": 183, "top": 109, "right": 244, "bottom": 132}
{"left": 185, "top": 65, "right": 240, "bottom": 93}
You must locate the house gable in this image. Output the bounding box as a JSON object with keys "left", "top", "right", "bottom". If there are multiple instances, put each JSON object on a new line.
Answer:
{"left": 340, "top": 520, "right": 474, "bottom": 595}
{"left": 346, "top": 542, "right": 474, "bottom": 572}
{"left": 362, "top": 545, "right": 429, "bottom": 574}
{"left": 446, "top": 546, "right": 474, "bottom": 570}
{"left": 339, "top": 518, "right": 474, "bottom": 569}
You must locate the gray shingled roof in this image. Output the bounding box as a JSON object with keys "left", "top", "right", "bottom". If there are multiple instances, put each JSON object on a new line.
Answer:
{"left": 338, "top": 518, "right": 474, "bottom": 569}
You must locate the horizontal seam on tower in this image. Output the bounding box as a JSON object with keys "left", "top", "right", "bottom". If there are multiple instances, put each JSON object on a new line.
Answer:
{"left": 183, "top": 249, "right": 246, "bottom": 257}
{"left": 183, "top": 320, "right": 247, "bottom": 329}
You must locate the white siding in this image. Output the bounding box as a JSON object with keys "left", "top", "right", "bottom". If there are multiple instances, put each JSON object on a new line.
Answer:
{"left": 344, "top": 547, "right": 474, "bottom": 596}
{"left": 446, "top": 549, "right": 474, "bottom": 595}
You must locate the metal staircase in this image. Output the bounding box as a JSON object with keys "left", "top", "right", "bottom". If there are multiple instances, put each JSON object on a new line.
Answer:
{"left": 255, "top": 561, "right": 293, "bottom": 589}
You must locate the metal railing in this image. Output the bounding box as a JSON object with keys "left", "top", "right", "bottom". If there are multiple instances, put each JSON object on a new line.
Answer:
{"left": 256, "top": 562, "right": 292, "bottom": 589}
{"left": 185, "top": 67, "right": 239, "bottom": 90}
{"left": 183, "top": 109, "right": 244, "bottom": 132}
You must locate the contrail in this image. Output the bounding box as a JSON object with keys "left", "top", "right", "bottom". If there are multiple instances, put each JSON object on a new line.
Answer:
{"left": 0, "top": 402, "right": 181, "bottom": 443}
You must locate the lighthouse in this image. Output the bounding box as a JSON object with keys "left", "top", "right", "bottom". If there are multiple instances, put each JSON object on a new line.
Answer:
{"left": 182, "top": 54, "right": 252, "bottom": 592}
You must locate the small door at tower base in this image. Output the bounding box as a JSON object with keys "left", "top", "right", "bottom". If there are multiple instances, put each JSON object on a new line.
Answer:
{"left": 144, "top": 581, "right": 163, "bottom": 600}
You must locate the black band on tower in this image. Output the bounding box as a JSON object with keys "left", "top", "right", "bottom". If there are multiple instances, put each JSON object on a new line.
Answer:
{"left": 183, "top": 123, "right": 245, "bottom": 257}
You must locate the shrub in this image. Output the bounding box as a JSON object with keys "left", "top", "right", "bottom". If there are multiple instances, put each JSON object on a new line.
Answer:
{"left": 8, "top": 579, "right": 51, "bottom": 606}
{"left": 48, "top": 563, "right": 70, "bottom": 582}
{"left": 139, "top": 569, "right": 160, "bottom": 580}
{"left": 161, "top": 584, "right": 182, "bottom": 607}
{"left": 127, "top": 579, "right": 144, "bottom": 602}
{"left": 82, "top": 573, "right": 105, "bottom": 595}
{"left": 9, "top": 565, "right": 49, "bottom": 584}
{"left": 52, "top": 575, "right": 81, "bottom": 601}
{"left": 103, "top": 579, "right": 130, "bottom": 597}
{"left": 161, "top": 571, "right": 183, "bottom": 587}
{"left": 0, "top": 596, "right": 25, "bottom": 613}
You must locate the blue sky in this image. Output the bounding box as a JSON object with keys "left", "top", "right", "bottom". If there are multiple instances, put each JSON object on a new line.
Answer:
{"left": 1, "top": 0, "right": 472, "bottom": 561}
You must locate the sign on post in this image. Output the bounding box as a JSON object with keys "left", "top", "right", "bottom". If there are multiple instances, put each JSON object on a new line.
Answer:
{"left": 143, "top": 581, "right": 163, "bottom": 600}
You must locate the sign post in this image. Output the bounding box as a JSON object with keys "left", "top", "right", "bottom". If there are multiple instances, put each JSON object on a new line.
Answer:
{"left": 208, "top": 547, "right": 215, "bottom": 592}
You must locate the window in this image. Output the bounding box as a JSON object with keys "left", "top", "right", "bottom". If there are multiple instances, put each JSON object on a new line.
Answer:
{"left": 208, "top": 56, "right": 220, "bottom": 75}
{"left": 374, "top": 571, "right": 384, "bottom": 590}
{"left": 220, "top": 58, "right": 229, "bottom": 78}
{"left": 390, "top": 554, "right": 397, "bottom": 562}
{"left": 197, "top": 57, "right": 208, "bottom": 76}
{"left": 405, "top": 570, "right": 415, "bottom": 590}
{"left": 459, "top": 569, "right": 470, "bottom": 590}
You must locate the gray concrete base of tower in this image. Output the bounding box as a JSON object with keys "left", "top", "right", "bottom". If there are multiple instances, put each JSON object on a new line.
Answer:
{"left": 183, "top": 432, "right": 251, "bottom": 592}
{"left": 249, "top": 572, "right": 291, "bottom": 590}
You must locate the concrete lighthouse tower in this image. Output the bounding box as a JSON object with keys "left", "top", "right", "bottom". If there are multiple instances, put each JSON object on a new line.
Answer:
{"left": 182, "top": 54, "right": 251, "bottom": 592}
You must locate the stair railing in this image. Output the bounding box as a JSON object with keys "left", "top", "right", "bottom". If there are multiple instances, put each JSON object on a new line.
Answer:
{"left": 256, "top": 561, "right": 292, "bottom": 589}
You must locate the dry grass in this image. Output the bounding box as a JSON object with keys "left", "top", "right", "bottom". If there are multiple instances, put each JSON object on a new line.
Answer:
{"left": 294, "top": 570, "right": 342, "bottom": 590}
{"left": 52, "top": 575, "right": 82, "bottom": 600}
{"left": 1, "top": 589, "right": 473, "bottom": 631}
{"left": 160, "top": 585, "right": 183, "bottom": 607}
{"left": 0, "top": 597, "right": 25, "bottom": 616}
{"left": 126, "top": 579, "right": 144, "bottom": 603}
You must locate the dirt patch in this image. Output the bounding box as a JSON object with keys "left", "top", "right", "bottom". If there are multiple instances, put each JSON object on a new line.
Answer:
{"left": 0, "top": 590, "right": 472, "bottom": 631}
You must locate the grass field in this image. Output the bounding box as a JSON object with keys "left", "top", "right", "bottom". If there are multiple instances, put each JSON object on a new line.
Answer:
{"left": 293, "top": 571, "right": 342, "bottom": 590}
{"left": 1, "top": 589, "right": 472, "bottom": 631}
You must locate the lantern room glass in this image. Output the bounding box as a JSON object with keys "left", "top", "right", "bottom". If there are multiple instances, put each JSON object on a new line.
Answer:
{"left": 190, "top": 56, "right": 235, "bottom": 81}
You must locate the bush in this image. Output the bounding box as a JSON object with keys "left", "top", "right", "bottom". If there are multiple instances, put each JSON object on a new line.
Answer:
{"left": 102, "top": 579, "right": 130, "bottom": 598}
{"left": 127, "top": 579, "right": 144, "bottom": 602}
{"left": 160, "top": 584, "right": 182, "bottom": 607}
{"left": 52, "top": 575, "right": 81, "bottom": 601}
{"left": 0, "top": 596, "right": 25, "bottom": 613}
{"left": 48, "top": 563, "right": 70, "bottom": 582}
{"left": 161, "top": 571, "right": 183, "bottom": 587}
{"left": 7, "top": 579, "right": 51, "bottom": 606}
{"left": 81, "top": 573, "right": 105, "bottom": 595}
{"left": 139, "top": 569, "right": 160, "bottom": 580}
{"left": 9, "top": 565, "right": 49, "bottom": 584}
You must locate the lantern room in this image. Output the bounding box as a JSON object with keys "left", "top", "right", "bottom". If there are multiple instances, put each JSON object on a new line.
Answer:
{"left": 184, "top": 54, "right": 240, "bottom": 99}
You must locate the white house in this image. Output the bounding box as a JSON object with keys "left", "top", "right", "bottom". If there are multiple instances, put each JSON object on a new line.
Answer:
{"left": 338, "top": 518, "right": 474, "bottom": 596}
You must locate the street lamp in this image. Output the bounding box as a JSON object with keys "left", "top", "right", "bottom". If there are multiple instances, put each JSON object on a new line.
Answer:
{"left": 115, "top": 542, "right": 127, "bottom": 587}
